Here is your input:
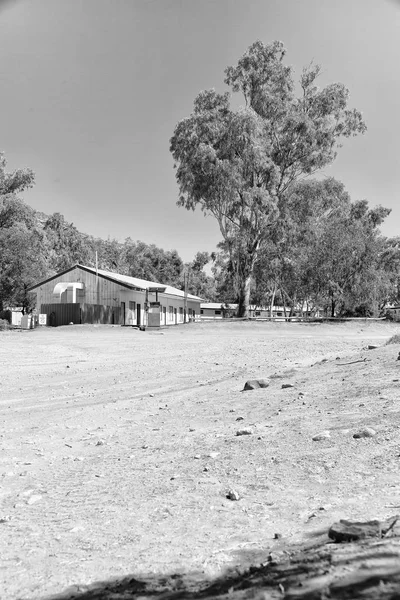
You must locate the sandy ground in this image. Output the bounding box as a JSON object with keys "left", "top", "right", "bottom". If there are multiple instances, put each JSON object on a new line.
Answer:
{"left": 1, "top": 320, "right": 400, "bottom": 599}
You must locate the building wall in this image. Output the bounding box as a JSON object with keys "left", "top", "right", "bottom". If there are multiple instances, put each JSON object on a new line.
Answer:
{"left": 32, "top": 267, "right": 200, "bottom": 327}
{"left": 201, "top": 307, "right": 224, "bottom": 319}
{"left": 35, "top": 267, "right": 128, "bottom": 308}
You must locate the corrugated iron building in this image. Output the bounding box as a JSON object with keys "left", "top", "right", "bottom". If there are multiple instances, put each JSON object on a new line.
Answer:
{"left": 28, "top": 264, "right": 201, "bottom": 327}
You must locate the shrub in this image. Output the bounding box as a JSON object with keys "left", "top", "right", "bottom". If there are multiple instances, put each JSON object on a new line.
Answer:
{"left": 0, "top": 309, "right": 11, "bottom": 324}
{"left": 0, "top": 319, "right": 10, "bottom": 331}
{"left": 385, "top": 333, "right": 400, "bottom": 345}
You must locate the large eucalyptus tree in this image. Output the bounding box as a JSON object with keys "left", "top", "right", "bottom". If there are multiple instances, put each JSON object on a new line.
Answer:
{"left": 170, "top": 40, "right": 366, "bottom": 316}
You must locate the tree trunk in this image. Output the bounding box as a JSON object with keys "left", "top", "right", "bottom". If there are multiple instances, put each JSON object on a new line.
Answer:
{"left": 237, "top": 275, "right": 252, "bottom": 318}
{"left": 269, "top": 283, "right": 277, "bottom": 318}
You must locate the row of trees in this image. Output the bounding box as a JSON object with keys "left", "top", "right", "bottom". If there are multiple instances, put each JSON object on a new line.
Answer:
{"left": 1, "top": 148, "right": 400, "bottom": 318}
{"left": 237, "top": 178, "right": 394, "bottom": 317}
{"left": 2, "top": 41, "right": 400, "bottom": 318}
{"left": 0, "top": 153, "right": 217, "bottom": 313}
{"left": 171, "top": 40, "right": 396, "bottom": 317}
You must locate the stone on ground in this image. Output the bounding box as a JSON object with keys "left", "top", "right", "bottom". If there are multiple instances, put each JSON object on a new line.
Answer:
{"left": 243, "top": 379, "right": 269, "bottom": 391}
{"left": 312, "top": 431, "right": 331, "bottom": 441}
{"left": 329, "top": 515, "right": 399, "bottom": 542}
{"left": 353, "top": 427, "right": 376, "bottom": 438}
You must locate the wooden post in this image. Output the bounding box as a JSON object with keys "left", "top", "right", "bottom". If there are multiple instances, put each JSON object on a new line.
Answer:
{"left": 184, "top": 271, "right": 188, "bottom": 324}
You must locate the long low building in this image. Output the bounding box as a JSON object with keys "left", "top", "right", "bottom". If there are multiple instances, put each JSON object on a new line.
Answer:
{"left": 28, "top": 264, "right": 201, "bottom": 327}
{"left": 200, "top": 303, "right": 320, "bottom": 319}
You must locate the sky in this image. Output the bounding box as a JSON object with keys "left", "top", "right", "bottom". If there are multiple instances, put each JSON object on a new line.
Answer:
{"left": 0, "top": 0, "right": 399, "bottom": 262}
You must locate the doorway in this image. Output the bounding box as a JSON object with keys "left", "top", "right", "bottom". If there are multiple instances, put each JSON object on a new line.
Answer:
{"left": 136, "top": 303, "right": 141, "bottom": 326}
{"left": 121, "top": 302, "right": 126, "bottom": 326}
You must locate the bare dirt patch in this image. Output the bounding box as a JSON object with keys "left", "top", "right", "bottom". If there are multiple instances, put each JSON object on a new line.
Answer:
{"left": 1, "top": 321, "right": 400, "bottom": 599}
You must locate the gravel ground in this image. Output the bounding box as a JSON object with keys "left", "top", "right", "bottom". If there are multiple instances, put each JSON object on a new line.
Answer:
{"left": 1, "top": 320, "right": 400, "bottom": 599}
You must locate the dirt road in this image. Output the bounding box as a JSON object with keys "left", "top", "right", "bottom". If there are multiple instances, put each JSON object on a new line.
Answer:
{"left": 1, "top": 321, "right": 400, "bottom": 599}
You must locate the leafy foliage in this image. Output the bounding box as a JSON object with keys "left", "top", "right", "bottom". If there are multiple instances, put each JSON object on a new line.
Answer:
{"left": 0, "top": 150, "right": 213, "bottom": 310}
{"left": 252, "top": 178, "right": 392, "bottom": 316}
{"left": 171, "top": 40, "right": 367, "bottom": 316}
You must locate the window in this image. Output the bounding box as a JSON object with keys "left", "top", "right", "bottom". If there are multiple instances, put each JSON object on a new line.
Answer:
{"left": 255, "top": 311, "right": 261, "bottom": 316}
{"left": 215, "top": 310, "right": 221, "bottom": 315}
{"left": 200, "top": 309, "right": 204, "bottom": 315}
{"left": 129, "top": 301, "right": 136, "bottom": 310}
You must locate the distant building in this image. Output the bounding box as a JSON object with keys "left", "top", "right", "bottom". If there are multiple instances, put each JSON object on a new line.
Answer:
{"left": 200, "top": 303, "right": 237, "bottom": 319}
{"left": 200, "top": 303, "right": 320, "bottom": 319}
{"left": 0, "top": 307, "right": 24, "bottom": 326}
{"left": 28, "top": 264, "right": 201, "bottom": 327}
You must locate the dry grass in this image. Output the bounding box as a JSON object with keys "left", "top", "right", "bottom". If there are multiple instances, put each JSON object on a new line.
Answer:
{"left": 385, "top": 333, "right": 400, "bottom": 345}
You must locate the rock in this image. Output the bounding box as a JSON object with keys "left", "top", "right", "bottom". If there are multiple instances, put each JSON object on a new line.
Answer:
{"left": 26, "top": 494, "right": 42, "bottom": 505}
{"left": 236, "top": 428, "right": 253, "bottom": 436}
{"left": 95, "top": 440, "right": 105, "bottom": 446}
{"left": 353, "top": 427, "right": 376, "bottom": 438}
{"left": 19, "top": 488, "right": 35, "bottom": 498}
{"left": 194, "top": 454, "right": 201, "bottom": 459}
{"left": 281, "top": 383, "right": 294, "bottom": 389}
{"left": 267, "top": 551, "right": 286, "bottom": 564}
{"left": 243, "top": 379, "right": 269, "bottom": 391}
{"left": 226, "top": 489, "right": 240, "bottom": 501}
{"left": 70, "top": 525, "right": 86, "bottom": 533}
{"left": 208, "top": 452, "right": 219, "bottom": 459}
{"left": 235, "top": 416, "right": 244, "bottom": 421}
{"left": 312, "top": 431, "right": 331, "bottom": 441}
{"left": 328, "top": 515, "right": 399, "bottom": 542}
{"left": 0, "top": 515, "right": 11, "bottom": 523}
{"left": 368, "top": 344, "right": 379, "bottom": 350}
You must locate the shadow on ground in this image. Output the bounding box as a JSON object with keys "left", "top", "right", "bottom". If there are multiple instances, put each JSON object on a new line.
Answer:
{"left": 44, "top": 535, "right": 400, "bottom": 600}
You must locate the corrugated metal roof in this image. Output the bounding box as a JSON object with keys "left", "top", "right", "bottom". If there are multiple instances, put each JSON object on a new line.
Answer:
{"left": 81, "top": 265, "right": 201, "bottom": 301}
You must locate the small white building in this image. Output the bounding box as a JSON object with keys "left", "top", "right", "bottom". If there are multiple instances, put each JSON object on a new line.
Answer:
{"left": 200, "top": 303, "right": 237, "bottom": 319}
{"left": 28, "top": 264, "right": 201, "bottom": 327}
{"left": 1, "top": 307, "right": 24, "bottom": 326}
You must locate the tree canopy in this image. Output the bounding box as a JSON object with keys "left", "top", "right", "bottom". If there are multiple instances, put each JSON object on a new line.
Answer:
{"left": 170, "top": 40, "right": 367, "bottom": 316}
{"left": 0, "top": 148, "right": 214, "bottom": 313}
